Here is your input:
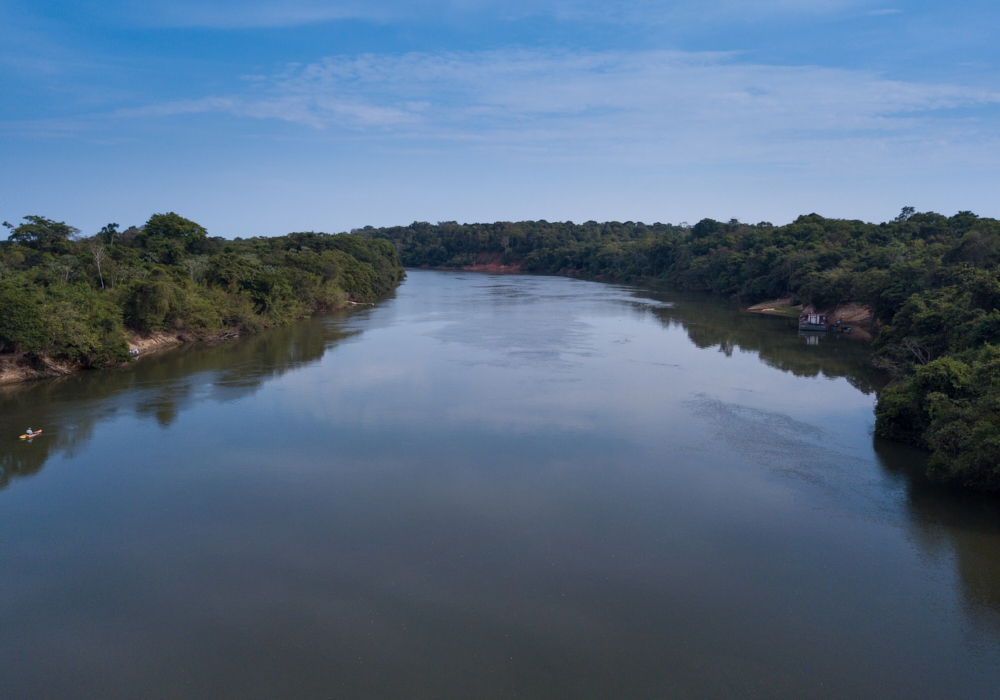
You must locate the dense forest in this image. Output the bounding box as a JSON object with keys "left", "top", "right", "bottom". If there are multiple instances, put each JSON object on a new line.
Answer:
{"left": 359, "top": 210, "right": 1000, "bottom": 491}
{"left": 0, "top": 213, "right": 404, "bottom": 369}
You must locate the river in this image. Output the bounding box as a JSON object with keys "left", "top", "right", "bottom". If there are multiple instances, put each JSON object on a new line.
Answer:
{"left": 2, "top": 269, "right": 999, "bottom": 698}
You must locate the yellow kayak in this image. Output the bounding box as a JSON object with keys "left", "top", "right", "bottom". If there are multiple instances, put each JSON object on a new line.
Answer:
{"left": 19, "top": 430, "right": 42, "bottom": 440}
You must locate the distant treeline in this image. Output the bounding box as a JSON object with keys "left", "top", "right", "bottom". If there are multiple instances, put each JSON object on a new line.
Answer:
{"left": 360, "top": 211, "right": 1000, "bottom": 491}
{"left": 0, "top": 213, "right": 404, "bottom": 367}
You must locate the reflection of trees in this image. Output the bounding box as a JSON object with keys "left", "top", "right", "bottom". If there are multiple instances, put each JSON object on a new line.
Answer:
{"left": 0, "top": 314, "right": 357, "bottom": 492}
{"left": 633, "top": 289, "right": 886, "bottom": 394}
{"left": 874, "top": 440, "right": 1000, "bottom": 636}
{"left": 632, "top": 286, "right": 1000, "bottom": 635}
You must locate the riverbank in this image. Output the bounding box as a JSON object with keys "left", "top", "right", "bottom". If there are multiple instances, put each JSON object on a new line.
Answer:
{"left": 126, "top": 327, "right": 246, "bottom": 356}
{"left": 0, "top": 298, "right": 386, "bottom": 386}
{"left": 0, "top": 328, "right": 232, "bottom": 385}
{"left": 1, "top": 215, "right": 405, "bottom": 386}
{"left": 0, "top": 354, "right": 74, "bottom": 385}
{"left": 417, "top": 259, "right": 523, "bottom": 274}
{"left": 745, "top": 298, "right": 877, "bottom": 340}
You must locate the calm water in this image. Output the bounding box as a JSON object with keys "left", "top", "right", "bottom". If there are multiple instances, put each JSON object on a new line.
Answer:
{"left": 2, "top": 270, "right": 1000, "bottom": 699}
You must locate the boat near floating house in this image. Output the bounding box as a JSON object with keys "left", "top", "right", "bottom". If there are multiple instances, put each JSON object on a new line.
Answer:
{"left": 798, "top": 312, "right": 829, "bottom": 331}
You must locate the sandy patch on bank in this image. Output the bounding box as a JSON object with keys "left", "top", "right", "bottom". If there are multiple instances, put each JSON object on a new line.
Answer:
{"left": 461, "top": 262, "right": 522, "bottom": 273}
{"left": 127, "top": 331, "right": 186, "bottom": 355}
{"left": 827, "top": 303, "right": 874, "bottom": 326}
{"left": 0, "top": 355, "right": 74, "bottom": 385}
{"left": 746, "top": 299, "right": 877, "bottom": 339}
{"left": 825, "top": 303, "right": 877, "bottom": 340}
{"left": 746, "top": 298, "right": 802, "bottom": 317}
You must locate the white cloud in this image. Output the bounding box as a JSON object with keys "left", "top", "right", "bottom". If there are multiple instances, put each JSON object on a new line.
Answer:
{"left": 125, "top": 49, "right": 1000, "bottom": 170}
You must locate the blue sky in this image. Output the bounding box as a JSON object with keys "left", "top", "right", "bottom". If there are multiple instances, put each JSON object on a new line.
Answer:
{"left": 2, "top": 1, "right": 998, "bottom": 237}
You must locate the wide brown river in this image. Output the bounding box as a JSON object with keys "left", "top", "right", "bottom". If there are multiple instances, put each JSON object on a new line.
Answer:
{"left": 2, "top": 270, "right": 999, "bottom": 698}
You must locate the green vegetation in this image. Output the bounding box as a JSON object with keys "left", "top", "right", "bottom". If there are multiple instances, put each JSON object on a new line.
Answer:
{"left": 0, "top": 213, "right": 404, "bottom": 368}
{"left": 360, "top": 211, "right": 1000, "bottom": 491}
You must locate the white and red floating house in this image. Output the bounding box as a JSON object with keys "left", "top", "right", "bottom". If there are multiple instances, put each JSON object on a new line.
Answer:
{"left": 799, "top": 312, "right": 828, "bottom": 331}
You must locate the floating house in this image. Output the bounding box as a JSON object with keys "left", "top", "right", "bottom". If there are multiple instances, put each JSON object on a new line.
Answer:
{"left": 798, "top": 312, "right": 828, "bottom": 331}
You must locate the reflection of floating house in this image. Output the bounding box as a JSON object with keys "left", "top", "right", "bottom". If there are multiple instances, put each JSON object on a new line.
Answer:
{"left": 798, "top": 312, "right": 828, "bottom": 331}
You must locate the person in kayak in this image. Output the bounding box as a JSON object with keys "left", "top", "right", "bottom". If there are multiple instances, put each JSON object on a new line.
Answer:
{"left": 25, "top": 428, "right": 34, "bottom": 436}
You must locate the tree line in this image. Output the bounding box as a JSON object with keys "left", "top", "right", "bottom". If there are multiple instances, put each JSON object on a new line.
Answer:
{"left": 359, "top": 210, "right": 1000, "bottom": 491}
{"left": 0, "top": 213, "right": 404, "bottom": 368}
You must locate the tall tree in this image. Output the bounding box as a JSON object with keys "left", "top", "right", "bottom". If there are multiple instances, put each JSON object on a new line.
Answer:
{"left": 88, "top": 239, "right": 107, "bottom": 289}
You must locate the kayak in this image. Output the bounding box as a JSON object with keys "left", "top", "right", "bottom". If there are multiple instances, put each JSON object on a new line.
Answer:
{"left": 19, "top": 430, "right": 42, "bottom": 440}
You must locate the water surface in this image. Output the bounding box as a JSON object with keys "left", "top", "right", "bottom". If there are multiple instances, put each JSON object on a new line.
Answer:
{"left": 2, "top": 270, "right": 999, "bottom": 698}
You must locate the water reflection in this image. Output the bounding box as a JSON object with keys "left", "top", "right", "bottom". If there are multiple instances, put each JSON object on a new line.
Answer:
{"left": 874, "top": 439, "right": 1000, "bottom": 635}
{"left": 0, "top": 313, "right": 359, "bottom": 492}
{"left": 634, "top": 285, "right": 1000, "bottom": 640}
{"left": 633, "top": 286, "right": 885, "bottom": 394}
{"left": 2, "top": 272, "right": 999, "bottom": 698}
{"left": 638, "top": 277, "right": 1000, "bottom": 642}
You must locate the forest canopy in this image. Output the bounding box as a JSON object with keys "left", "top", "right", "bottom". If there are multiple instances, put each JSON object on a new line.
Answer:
{"left": 359, "top": 211, "right": 1000, "bottom": 491}
{"left": 0, "top": 213, "right": 404, "bottom": 367}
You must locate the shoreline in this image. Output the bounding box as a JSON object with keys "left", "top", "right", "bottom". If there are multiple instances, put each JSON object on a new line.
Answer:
{"left": 745, "top": 298, "right": 878, "bottom": 340}
{"left": 0, "top": 328, "right": 241, "bottom": 386}
{"left": 0, "top": 299, "right": 381, "bottom": 387}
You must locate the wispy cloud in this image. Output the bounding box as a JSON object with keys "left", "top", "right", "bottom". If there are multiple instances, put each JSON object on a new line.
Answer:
{"left": 141, "top": 0, "right": 389, "bottom": 28}
{"left": 120, "top": 0, "right": 881, "bottom": 29}
{"left": 116, "top": 50, "right": 1000, "bottom": 169}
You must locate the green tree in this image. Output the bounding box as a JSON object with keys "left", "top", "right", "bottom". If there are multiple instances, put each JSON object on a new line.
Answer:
{"left": 4, "top": 216, "right": 78, "bottom": 253}
{"left": 0, "top": 282, "right": 47, "bottom": 353}
{"left": 143, "top": 213, "right": 208, "bottom": 249}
